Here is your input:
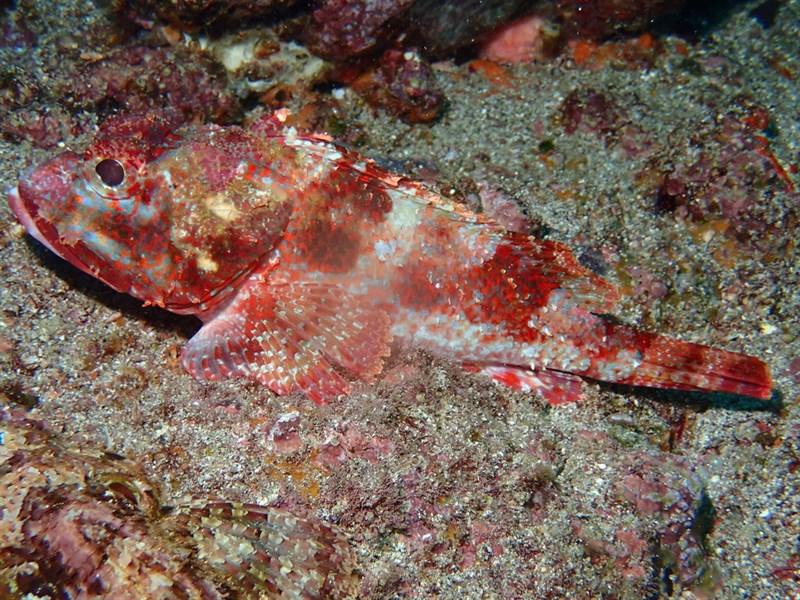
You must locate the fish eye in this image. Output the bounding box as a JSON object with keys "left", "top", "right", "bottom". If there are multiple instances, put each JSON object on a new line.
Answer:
{"left": 95, "top": 158, "right": 125, "bottom": 188}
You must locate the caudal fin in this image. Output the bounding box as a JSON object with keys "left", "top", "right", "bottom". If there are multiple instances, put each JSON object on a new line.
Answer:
{"left": 602, "top": 324, "right": 773, "bottom": 400}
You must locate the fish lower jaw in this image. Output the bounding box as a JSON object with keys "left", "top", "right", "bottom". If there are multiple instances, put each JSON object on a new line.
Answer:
{"left": 7, "top": 186, "right": 61, "bottom": 257}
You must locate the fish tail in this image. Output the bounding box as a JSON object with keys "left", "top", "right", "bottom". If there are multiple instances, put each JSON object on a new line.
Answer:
{"left": 592, "top": 322, "right": 773, "bottom": 400}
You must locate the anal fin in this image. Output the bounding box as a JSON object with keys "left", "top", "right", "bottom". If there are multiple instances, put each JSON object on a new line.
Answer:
{"left": 182, "top": 280, "right": 392, "bottom": 403}
{"left": 466, "top": 364, "right": 586, "bottom": 405}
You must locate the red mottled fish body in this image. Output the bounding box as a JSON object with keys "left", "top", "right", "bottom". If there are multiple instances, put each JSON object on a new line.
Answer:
{"left": 8, "top": 111, "right": 773, "bottom": 404}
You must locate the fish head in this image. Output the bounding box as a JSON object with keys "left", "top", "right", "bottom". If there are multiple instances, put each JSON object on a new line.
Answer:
{"left": 9, "top": 114, "right": 293, "bottom": 315}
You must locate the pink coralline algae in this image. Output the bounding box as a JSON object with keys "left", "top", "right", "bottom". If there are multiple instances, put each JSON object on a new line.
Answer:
{"left": 305, "top": 1, "right": 451, "bottom": 121}
{"left": 0, "top": 406, "right": 360, "bottom": 598}
{"left": 0, "top": 106, "right": 81, "bottom": 150}
{"left": 625, "top": 265, "right": 669, "bottom": 308}
{"left": 479, "top": 15, "right": 552, "bottom": 64}
{"left": 559, "top": 87, "right": 622, "bottom": 143}
{"left": 347, "top": 47, "right": 444, "bottom": 122}
{"left": 307, "top": 0, "right": 415, "bottom": 61}
{"left": 555, "top": 86, "right": 655, "bottom": 159}
{"left": 615, "top": 453, "right": 718, "bottom": 590}
{"left": 0, "top": 15, "right": 69, "bottom": 148}
{"left": 0, "top": 56, "right": 81, "bottom": 147}
{"left": 60, "top": 44, "right": 240, "bottom": 125}
{"left": 654, "top": 112, "right": 799, "bottom": 248}
{"left": 0, "top": 39, "right": 239, "bottom": 148}
{"left": 568, "top": 437, "right": 721, "bottom": 595}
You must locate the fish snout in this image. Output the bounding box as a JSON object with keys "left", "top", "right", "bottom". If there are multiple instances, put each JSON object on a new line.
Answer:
{"left": 15, "top": 151, "right": 82, "bottom": 213}
{"left": 9, "top": 151, "right": 82, "bottom": 255}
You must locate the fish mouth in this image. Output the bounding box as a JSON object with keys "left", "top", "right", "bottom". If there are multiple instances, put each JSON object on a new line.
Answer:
{"left": 8, "top": 154, "right": 103, "bottom": 281}
{"left": 7, "top": 182, "right": 106, "bottom": 286}
{"left": 8, "top": 185, "right": 64, "bottom": 258}
{"left": 9, "top": 167, "right": 133, "bottom": 295}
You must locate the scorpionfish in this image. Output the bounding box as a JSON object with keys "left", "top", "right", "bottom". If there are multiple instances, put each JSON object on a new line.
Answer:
{"left": 0, "top": 407, "right": 359, "bottom": 597}
{"left": 8, "top": 111, "right": 773, "bottom": 404}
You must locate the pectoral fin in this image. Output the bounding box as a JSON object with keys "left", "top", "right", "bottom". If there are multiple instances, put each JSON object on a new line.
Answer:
{"left": 182, "top": 280, "right": 392, "bottom": 403}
